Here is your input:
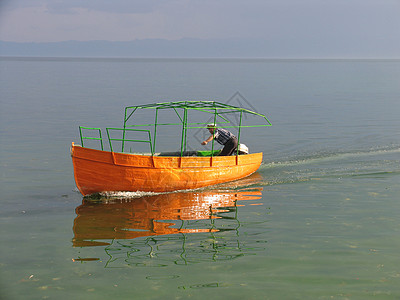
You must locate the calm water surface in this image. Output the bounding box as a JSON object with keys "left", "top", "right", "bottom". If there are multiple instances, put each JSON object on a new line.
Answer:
{"left": 0, "top": 58, "right": 399, "bottom": 299}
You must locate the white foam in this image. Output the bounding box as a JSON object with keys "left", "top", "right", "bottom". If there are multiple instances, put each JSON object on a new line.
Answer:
{"left": 99, "top": 190, "right": 163, "bottom": 199}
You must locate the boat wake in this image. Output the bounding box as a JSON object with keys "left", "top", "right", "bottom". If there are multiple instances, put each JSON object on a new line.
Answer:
{"left": 262, "top": 146, "right": 400, "bottom": 168}
{"left": 257, "top": 145, "right": 400, "bottom": 187}
{"left": 84, "top": 177, "right": 264, "bottom": 201}
{"left": 94, "top": 190, "right": 166, "bottom": 200}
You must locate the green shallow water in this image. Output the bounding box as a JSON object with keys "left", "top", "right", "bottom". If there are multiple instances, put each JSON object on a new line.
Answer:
{"left": 1, "top": 58, "right": 399, "bottom": 299}
{"left": 2, "top": 170, "right": 400, "bottom": 299}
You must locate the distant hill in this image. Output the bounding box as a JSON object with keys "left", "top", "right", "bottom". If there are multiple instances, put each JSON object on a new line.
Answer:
{"left": 0, "top": 38, "right": 279, "bottom": 58}
{"left": 0, "top": 38, "right": 398, "bottom": 58}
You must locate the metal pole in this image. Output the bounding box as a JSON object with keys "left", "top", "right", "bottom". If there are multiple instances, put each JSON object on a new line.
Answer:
{"left": 236, "top": 111, "right": 243, "bottom": 156}
{"left": 122, "top": 107, "right": 127, "bottom": 152}
{"left": 79, "top": 126, "right": 84, "bottom": 147}
{"left": 180, "top": 108, "right": 187, "bottom": 157}
{"left": 184, "top": 108, "right": 188, "bottom": 152}
{"left": 211, "top": 108, "right": 217, "bottom": 157}
{"left": 153, "top": 108, "right": 158, "bottom": 155}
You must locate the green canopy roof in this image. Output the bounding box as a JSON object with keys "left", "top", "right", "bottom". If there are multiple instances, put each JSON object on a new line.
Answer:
{"left": 125, "top": 101, "right": 271, "bottom": 125}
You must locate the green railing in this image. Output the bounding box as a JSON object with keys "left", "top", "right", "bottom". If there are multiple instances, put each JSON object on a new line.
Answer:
{"left": 79, "top": 126, "right": 104, "bottom": 150}
{"left": 79, "top": 126, "right": 153, "bottom": 154}
{"left": 106, "top": 128, "right": 153, "bottom": 154}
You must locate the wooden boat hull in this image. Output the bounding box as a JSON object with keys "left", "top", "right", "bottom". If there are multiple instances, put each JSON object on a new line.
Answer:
{"left": 71, "top": 143, "right": 262, "bottom": 196}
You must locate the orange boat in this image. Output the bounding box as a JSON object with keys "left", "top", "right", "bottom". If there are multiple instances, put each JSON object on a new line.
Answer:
{"left": 71, "top": 101, "right": 271, "bottom": 196}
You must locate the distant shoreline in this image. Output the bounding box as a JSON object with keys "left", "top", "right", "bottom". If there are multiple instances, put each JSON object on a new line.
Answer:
{"left": 1, "top": 56, "right": 399, "bottom": 62}
{"left": 1, "top": 38, "right": 398, "bottom": 60}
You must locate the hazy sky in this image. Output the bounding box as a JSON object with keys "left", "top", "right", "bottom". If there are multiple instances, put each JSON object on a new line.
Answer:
{"left": 1, "top": 0, "right": 399, "bottom": 51}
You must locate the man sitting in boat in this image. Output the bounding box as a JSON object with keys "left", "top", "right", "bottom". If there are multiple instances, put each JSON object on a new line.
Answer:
{"left": 201, "top": 124, "right": 238, "bottom": 156}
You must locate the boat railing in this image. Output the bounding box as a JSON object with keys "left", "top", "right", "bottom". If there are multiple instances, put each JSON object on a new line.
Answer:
{"left": 79, "top": 126, "right": 104, "bottom": 150}
{"left": 79, "top": 126, "right": 153, "bottom": 154}
{"left": 106, "top": 128, "right": 153, "bottom": 154}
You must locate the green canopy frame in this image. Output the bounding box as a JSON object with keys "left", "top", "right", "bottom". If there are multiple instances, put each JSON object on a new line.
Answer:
{"left": 79, "top": 101, "right": 271, "bottom": 156}
{"left": 122, "top": 101, "right": 271, "bottom": 156}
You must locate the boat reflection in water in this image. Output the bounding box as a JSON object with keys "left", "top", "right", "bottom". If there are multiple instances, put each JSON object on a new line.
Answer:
{"left": 72, "top": 173, "right": 268, "bottom": 266}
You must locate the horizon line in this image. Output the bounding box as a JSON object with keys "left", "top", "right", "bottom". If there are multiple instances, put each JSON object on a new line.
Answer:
{"left": 1, "top": 56, "right": 400, "bottom": 61}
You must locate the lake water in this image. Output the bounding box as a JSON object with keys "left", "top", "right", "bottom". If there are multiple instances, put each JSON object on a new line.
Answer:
{"left": 1, "top": 57, "right": 399, "bottom": 299}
